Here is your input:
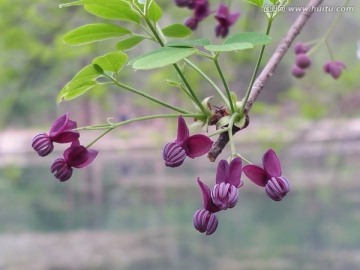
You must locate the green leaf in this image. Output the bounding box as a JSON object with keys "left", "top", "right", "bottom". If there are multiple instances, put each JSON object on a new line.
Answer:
{"left": 63, "top": 23, "right": 131, "bottom": 45}
{"left": 83, "top": 0, "right": 141, "bottom": 23}
{"left": 57, "top": 65, "right": 102, "bottom": 103}
{"left": 131, "top": 47, "right": 197, "bottom": 70}
{"left": 204, "top": 43, "right": 253, "bottom": 52}
{"left": 92, "top": 51, "right": 128, "bottom": 73}
{"left": 166, "top": 38, "right": 211, "bottom": 47}
{"left": 147, "top": 1, "right": 162, "bottom": 22}
{"left": 242, "top": 0, "right": 263, "bottom": 7}
{"left": 162, "top": 24, "right": 192, "bottom": 38}
{"left": 116, "top": 36, "right": 145, "bottom": 51}
{"left": 225, "top": 32, "right": 272, "bottom": 47}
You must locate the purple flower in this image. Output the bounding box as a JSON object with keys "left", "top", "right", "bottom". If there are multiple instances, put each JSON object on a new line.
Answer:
{"left": 211, "top": 158, "right": 243, "bottom": 210}
{"left": 51, "top": 141, "right": 98, "bottom": 182}
{"left": 163, "top": 116, "right": 213, "bottom": 167}
{"left": 32, "top": 113, "right": 80, "bottom": 156}
{"left": 184, "top": 17, "right": 199, "bottom": 30}
{"left": 193, "top": 178, "right": 221, "bottom": 235}
{"left": 194, "top": 0, "right": 210, "bottom": 21}
{"left": 214, "top": 3, "right": 240, "bottom": 38}
{"left": 295, "top": 53, "right": 311, "bottom": 69}
{"left": 323, "top": 60, "right": 346, "bottom": 80}
{"left": 243, "top": 149, "right": 290, "bottom": 201}
{"left": 294, "top": 42, "right": 309, "bottom": 54}
{"left": 291, "top": 65, "right": 306, "bottom": 78}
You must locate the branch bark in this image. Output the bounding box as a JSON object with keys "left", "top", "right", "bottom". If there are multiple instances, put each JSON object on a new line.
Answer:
{"left": 208, "top": 0, "right": 325, "bottom": 162}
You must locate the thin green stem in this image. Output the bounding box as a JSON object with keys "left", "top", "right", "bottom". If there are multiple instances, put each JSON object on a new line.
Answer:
{"left": 214, "top": 57, "right": 235, "bottom": 113}
{"left": 184, "top": 59, "right": 230, "bottom": 108}
{"left": 143, "top": 17, "right": 208, "bottom": 116}
{"left": 84, "top": 113, "right": 203, "bottom": 148}
{"left": 208, "top": 127, "right": 230, "bottom": 137}
{"left": 103, "top": 74, "right": 191, "bottom": 114}
{"left": 235, "top": 153, "right": 252, "bottom": 164}
{"left": 240, "top": 17, "right": 273, "bottom": 116}
{"left": 228, "top": 112, "right": 239, "bottom": 157}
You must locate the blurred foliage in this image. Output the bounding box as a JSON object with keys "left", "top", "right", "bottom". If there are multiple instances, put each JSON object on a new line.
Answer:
{"left": 0, "top": 0, "right": 359, "bottom": 129}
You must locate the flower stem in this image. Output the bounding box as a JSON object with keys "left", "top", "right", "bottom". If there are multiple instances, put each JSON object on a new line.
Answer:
{"left": 240, "top": 17, "right": 273, "bottom": 116}
{"left": 143, "top": 17, "right": 208, "bottom": 116}
{"left": 84, "top": 113, "right": 203, "bottom": 148}
{"left": 227, "top": 112, "right": 239, "bottom": 157}
{"left": 103, "top": 74, "right": 191, "bottom": 115}
{"left": 184, "top": 59, "right": 230, "bottom": 109}
{"left": 214, "top": 56, "right": 235, "bottom": 113}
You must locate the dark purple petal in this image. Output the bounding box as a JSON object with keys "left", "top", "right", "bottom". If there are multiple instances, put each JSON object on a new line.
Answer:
{"left": 192, "top": 209, "right": 218, "bottom": 235}
{"left": 183, "top": 134, "right": 213, "bottom": 158}
{"left": 49, "top": 113, "right": 77, "bottom": 137}
{"left": 197, "top": 178, "right": 221, "bottom": 213}
{"left": 211, "top": 182, "right": 239, "bottom": 210}
{"left": 163, "top": 142, "right": 186, "bottom": 167}
{"left": 215, "top": 160, "right": 229, "bottom": 184}
{"left": 174, "top": 0, "right": 195, "bottom": 9}
{"left": 215, "top": 3, "right": 229, "bottom": 19}
{"left": 51, "top": 130, "right": 80, "bottom": 143}
{"left": 263, "top": 149, "right": 282, "bottom": 177}
{"left": 265, "top": 176, "right": 290, "bottom": 201}
{"left": 64, "top": 145, "right": 98, "bottom": 168}
{"left": 194, "top": 0, "right": 210, "bottom": 21}
{"left": 184, "top": 17, "right": 198, "bottom": 30}
{"left": 214, "top": 3, "right": 240, "bottom": 38}
{"left": 243, "top": 164, "right": 267, "bottom": 187}
{"left": 32, "top": 133, "right": 54, "bottom": 156}
{"left": 51, "top": 158, "right": 73, "bottom": 182}
{"left": 228, "top": 157, "right": 243, "bottom": 187}
{"left": 215, "top": 24, "right": 229, "bottom": 38}
{"left": 175, "top": 116, "right": 189, "bottom": 146}
{"left": 228, "top": 12, "right": 240, "bottom": 26}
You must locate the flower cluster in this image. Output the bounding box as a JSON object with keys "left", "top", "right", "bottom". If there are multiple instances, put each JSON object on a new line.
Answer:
{"left": 193, "top": 158, "right": 243, "bottom": 235}
{"left": 174, "top": 1, "right": 240, "bottom": 38}
{"left": 323, "top": 60, "right": 346, "bottom": 80}
{"left": 291, "top": 42, "right": 311, "bottom": 78}
{"left": 32, "top": 113, "right": 98, "bottom": 182}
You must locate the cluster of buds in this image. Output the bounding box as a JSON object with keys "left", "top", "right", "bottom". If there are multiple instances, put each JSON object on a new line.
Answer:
{"left": 163, "top": 117, "right": 290, "bottom": 235}
{"left": 323, "top": 60, "right": 346, "bottom": 80}
{"left": 31, "top": 113, "right": 98, "bottom": 182}
{"left": 174, "top": 0, "right": 240, "bottom": 38}
{"left": 291, "top": 42, "right": 311, "bottom": 78}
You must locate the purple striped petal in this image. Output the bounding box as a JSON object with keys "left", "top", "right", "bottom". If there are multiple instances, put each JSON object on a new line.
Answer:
{"left": 163, "top": 142, "right": 186, "bottom": 167}
{"left": 192, "top": 209, "right": 218, "bottom": 235}
{"left": 32, "top": 133, "right": 54, "bottom": 156}
{"left": 265, "top": 176, "right": 290, "bottom": 201}
{"left": 51, "top": 158, "right": 73, "bottom": 182}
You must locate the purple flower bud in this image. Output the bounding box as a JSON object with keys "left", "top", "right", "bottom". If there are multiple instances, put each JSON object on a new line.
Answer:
{"left": 51, "top": 158, "right": 73, "bottom": 182}
{"left": 214, "top": 3, "right": 240, "bottom": 38}
{"left": 184, "top": 17, "right": 199, "bottom": 30}
{"left": 295, "top": 54, "right": 311, "bottom": 69}
{"left": 291, "top": 65, "right": 306, "bottom": 78}
{"left": 294, "top": 42, "right": 309, "bottom": 54}
{"left": 174, "top": 0, "right": 195, "bottom": 9}
{"left": 323, "top": 60, "right": 346, "bottom": 80}
{"left": 193, "top": 209, "right": 218, "bottom": 235}
{"left": 32, "top": 133, "right": 54, "bottom": 157}
{"left": 265, "top": 176, "right": 290, "bottom": 201}
{"left": 211, "top": 182, "right": 239, "bottom": 210}
{"left": 194, "top": 0, "right": 210, "bottom": 21}
{"left": 163, "top": 142, "right": 186, "bottom": 167}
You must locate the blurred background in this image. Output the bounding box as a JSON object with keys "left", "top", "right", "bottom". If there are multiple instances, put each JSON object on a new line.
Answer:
{"left": 1, "top": 0, "right": 360, "bottom": 269}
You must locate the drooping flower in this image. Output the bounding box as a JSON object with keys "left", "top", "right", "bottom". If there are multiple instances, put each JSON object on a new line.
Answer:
{"left": 193, "top": 178, "right": 221, "bottom": 235}
{"left": 214, "top": 3, "right": 240, "bottom": 38}
{"left": 183, "top": 0, "right": 210, "bottom": 31}
{"left": 32, "top": 113, "right": 80, "bottom": 156}
{"left": 163, "top": 116, "right": 213, "bottom": 167}
{"left": 243, "top": 149, "right": 290, "bottom": 201}
{"left": 323, "top": 60, "right": 346, "bottom": 80}
{"left": 51, "top": 141, "right": 98, "bottom": 182}
{"left": 211, "top": 158, "right": 243, "bottom": 210}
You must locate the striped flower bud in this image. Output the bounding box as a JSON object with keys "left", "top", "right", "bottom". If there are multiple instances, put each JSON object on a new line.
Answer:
{"left": 211, "top": 182, "right": 239, "bottom": 210}
{"left": 163, "top": 142, "right": 186, "bottom": 168}
{"left": 265, "top": 176, "right": 290, "bottom": 201}
{"left": 192, "top": 209, "right": 218, "bottom": 235}
{"left": 32, "top": 133, "right": 54, "bottom": 157}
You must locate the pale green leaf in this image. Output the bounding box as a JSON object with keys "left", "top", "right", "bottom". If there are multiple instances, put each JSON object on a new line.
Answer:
{"left": 225, "top": 32, "right": 272, "bottom": 46}
{"left": 242, "top": 0, "right": 263, "bottom": 7}
{"left": 166, "top": 38, "right": 211, "bottom": 47}
{"left": 116, "top": 36, "right": 144, "bottom": 51}
{"left": 61, "top": 81, "right": 98, "bottom": 101}
{"left": 92, "top": 51, "right": 128, "bottom": 73}
{"left": 148, "top": 1, "right": 162, "bottom": 22}
{"left": 131, "top": 47, "right": 196, "bottom": 70}
{"left": 63, "top": 23, "right": 131, "bottom": 45}
{"left": 162, "top": 24, "right": 192, "bottom": 38}
{"left": 204, "top": 43, "right": 253, "bottom": 52}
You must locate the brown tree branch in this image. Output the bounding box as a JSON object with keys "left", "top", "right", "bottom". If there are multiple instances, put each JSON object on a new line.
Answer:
{"left": 208, "top": 0, "right": 325, "bottom": 162}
